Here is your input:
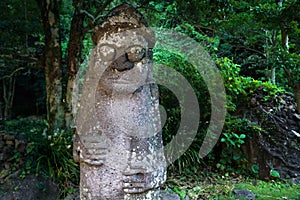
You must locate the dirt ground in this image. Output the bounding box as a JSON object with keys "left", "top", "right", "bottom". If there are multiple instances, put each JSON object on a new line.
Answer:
{"left": 0, "top": 171, "right": 58, "bottom": 200}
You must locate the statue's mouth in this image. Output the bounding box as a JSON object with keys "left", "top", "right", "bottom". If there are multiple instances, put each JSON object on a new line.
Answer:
{"left": 107, "top": 67, "right": 131, "bottom": 83}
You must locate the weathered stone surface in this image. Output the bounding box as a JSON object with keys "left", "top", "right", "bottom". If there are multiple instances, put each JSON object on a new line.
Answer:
{"left": 233, "top": 189, "right": 256, "bottom": 200}
{"left": 64, "top": 189, "right": 181, "bottom": 200}
{"left": 73, "top": 3, "right": 166, "bottom": 199}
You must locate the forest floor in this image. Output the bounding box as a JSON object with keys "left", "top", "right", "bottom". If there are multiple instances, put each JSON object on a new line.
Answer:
{"left": 1, "top": 169, "right": 299, "bottom": 199}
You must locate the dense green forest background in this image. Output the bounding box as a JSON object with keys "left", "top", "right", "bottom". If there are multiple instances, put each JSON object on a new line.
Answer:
{"left": 0, "top": 0, "right": 299, "bottom": 198}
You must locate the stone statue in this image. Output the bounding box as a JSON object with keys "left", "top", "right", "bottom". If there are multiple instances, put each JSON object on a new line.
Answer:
{"left": 73, "top": 3, "right": 167, "bottom": 200}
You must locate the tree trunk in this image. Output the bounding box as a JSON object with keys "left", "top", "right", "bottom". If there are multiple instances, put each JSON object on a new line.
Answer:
{"left": 65, "top": 1, "right": 86, "bottom": 128}
{"left": 271, "top": 68, "right": 276, "bottom": 85}
{"left": 281, "top": 25, "right": 289, "bottom": 51}
{"left": 64, "top": 0, "right": 113, "bottom": 128}
{"left": 268, "top": 30, "right": 277, "bottom": 85}
{"left": 2, "top": 76, "right": 16, "bottom": 120}
{"left": 0, "top": 101, "right": 3, "bottom": 120}
{"left": 36, "top": 0, "right": 65, "bottom": 131}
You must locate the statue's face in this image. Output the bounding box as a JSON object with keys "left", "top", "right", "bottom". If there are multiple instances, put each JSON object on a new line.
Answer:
{"left": 96, "top": 31, "right": 153, "bottom": 95}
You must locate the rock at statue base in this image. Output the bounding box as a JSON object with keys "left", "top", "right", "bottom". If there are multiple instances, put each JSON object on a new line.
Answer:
{"left": 64, "top": 190, "right": 180, "bottom": 200}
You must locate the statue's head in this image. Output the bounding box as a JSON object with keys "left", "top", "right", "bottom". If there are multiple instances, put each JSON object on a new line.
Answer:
{"left": 93, "top": 3, "right": 155, "bottom": 95}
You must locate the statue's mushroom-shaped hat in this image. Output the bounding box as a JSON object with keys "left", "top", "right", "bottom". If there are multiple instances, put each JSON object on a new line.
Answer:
{"left": 92, "top": 3, "right": 155, "bottom": 48}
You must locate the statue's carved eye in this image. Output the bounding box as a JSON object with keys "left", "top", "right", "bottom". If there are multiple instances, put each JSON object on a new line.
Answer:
{"left": 98, "top": 44, "right": 116, "bottom": 61}
{"left": 125, "top": 45, "right": 146, "bottom": 63}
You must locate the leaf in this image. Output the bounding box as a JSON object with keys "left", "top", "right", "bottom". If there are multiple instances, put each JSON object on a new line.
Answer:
{"left": 233, "top": 154, "right": 241, "bottom": 160}
{"left": 173, "top": 186, "right": 180, "bottom": 194}
{"left": 251, "top": 164, "right": 259, "bottom": 174}
{"left": 229, "top": 139, "right": 236, "bottom": 146}
{"left": 240, "top": 134, "right": 246, "bottom": 139}
{"left": 270, "top": 169, "right": 280, "bottom": 178}
{"left": 193, "top": 186, "right": 201, "bottom": 191}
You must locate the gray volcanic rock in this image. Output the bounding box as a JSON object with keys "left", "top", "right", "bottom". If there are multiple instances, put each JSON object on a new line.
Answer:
{"left": 73, "top": 3, "right": 166, "bottom": 199}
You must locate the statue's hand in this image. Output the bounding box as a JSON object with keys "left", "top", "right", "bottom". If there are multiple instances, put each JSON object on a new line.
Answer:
{"left": 122, "top": 166, "right": 166, "bottom": 194}
{"left": 73, "top": 134, "right": 108, "bottom": 166}
{"left": 122, "top": 170, "right": 151, "bottom": 194}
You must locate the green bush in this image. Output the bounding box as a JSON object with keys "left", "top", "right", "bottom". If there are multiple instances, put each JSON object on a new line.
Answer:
{"left": 34, "top": 128, "right": 79, "bottom": 197}
{"left": 4, "top": 118, "right": 79, "bottom": 197}
{"left": 154, "top": 49, "right": 211, "bottom": 173}
{"left": 215, "top": 57, "right": 285, "bottom": 173}
{"left": 4, "top": 117, "right": 47, "bottom": 134}
{"left": 216, "top": 57, "right": 284, "bottom": 111}
{"left": 218, "top": 116, "right": 262, "bottom": 172}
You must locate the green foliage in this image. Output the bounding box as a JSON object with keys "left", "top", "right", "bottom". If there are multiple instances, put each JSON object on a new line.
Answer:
{"left": 271, "top": 48, "right": 300, "bottom": 88}
{"left": 0, "top": 0, "right": 43, "bottom": 80}
{"left": 221, "top": 132, "right": 246, "bottom": 149}
{"left": 153, "top": 48, "right": 210, "bottom": 173}
{"left": 214, "top": 59, "right": 285, "bottom": 173}
{"left": 218, "top": 116, "right": 262, "bottom": 172}
{"left": 166, "top": 171, "right": 300, "bottom": 200}
{"left": 212, "top": 57, "right": 284, "bottom": 171}
{"left": 217, "top": 57, "right": 284, "bottom": 111}
{"left": 216, "top": 57, "right": 246, "bottom": 111}
{"left": 146, "top": 1, "right": 179, "bottom": 28}
{"left": 216, "top": 57, "right": 284, "bottom": 97}
{"left": 153, "top": 23, "right": 286, "bottom": 175}
{"left": 234, "top": 180, "right": 300, "bottom": 199}
{"left": 214, "top": 0, "right": 299, "bottom": 89}
{"left": 3, "top": 118, "right": 79, "bottom": 198}
{"left": 174, "top": 23, "right": 220, "bottom": 53}
{"left": 0, "top": 0, "right": 42, "bottom": 47}
{"left": 270, "top": 169, "right": 280, "bottom": 178}
{"left": 251, "top": 164, "right": 259, "bottom": 175}
{"left": 173, "top": 186, "right": 187, "bottom": 199}
{"left": 4, "top": 117, "right": 47, "bottom": 134}
{"left": 34, "top": 128, "right": 79, "bottom": 197}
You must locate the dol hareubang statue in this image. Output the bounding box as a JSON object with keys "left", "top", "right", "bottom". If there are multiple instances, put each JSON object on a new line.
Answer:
{"left": 73, "top": 3, "right": 166, "bottom": 199}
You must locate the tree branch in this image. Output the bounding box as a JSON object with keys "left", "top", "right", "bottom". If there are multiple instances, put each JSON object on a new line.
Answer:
{"left": 80, "top": 9, "right": 96, "bottom": 21}
{"left": 234, "top": 45, "right": 266, "bottom": 57}
{"left": 82, "top": 0, "right": 114, "bottom": 34}
{"left": 94, "top": 0, "right": 114, "bottom": 19}
{"left": 0, "top": 54, "right": 39, "bottom": 62}
{"left": 0, "top": 67, "right": 25, "bottom": 80}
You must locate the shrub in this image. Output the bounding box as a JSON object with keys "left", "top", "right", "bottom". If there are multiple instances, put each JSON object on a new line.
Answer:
{"left": 4, "top": 118, "right": 79, "bottom": 197}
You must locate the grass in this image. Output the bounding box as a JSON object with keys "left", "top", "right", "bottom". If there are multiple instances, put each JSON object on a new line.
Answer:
{"left": 165, "top": 170, "right": 300, "bottom": 200}
{"left": 234, "top": 180, "right": 300, "bottom": 200}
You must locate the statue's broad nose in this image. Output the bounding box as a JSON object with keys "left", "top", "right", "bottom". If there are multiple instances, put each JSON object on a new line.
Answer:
{"left": 110, "top": 46, "right": 146, "bottom": 72}
{"left": 110, "top": 53, "right": 134, "bottom": 72}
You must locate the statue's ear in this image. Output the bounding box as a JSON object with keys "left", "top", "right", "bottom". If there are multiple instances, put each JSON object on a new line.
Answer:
{"left": 150, "top": 83, "right": 159, "bottom": 97}
{"left": 145, "top": 28, "right": 156, "bottom": 49}
{"left": 145, "top": 62, "right": 155, "bottom": 84}
{"left": 90, "top": 48, "right": 96, "bottom": 67}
